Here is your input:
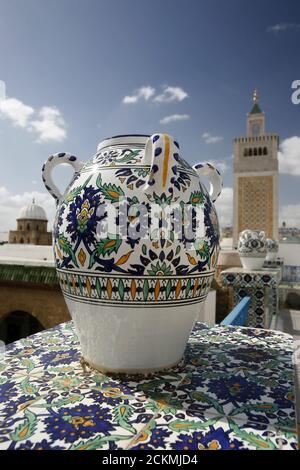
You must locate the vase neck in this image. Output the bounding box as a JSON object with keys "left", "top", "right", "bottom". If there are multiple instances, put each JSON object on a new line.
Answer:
{"left": 97, "top": 134, "right": 149, "bottom": 152}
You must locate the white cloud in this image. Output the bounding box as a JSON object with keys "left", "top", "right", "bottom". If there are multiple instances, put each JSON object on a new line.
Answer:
{"left": 160, "top": 114, "right": 190, "bottom": 125}
{"left": 278, "top": 136, "right": 300, "bottom": 175}
{"left": 154, "top": 86, "right": 188, "bottom": 103}
{"left": 122, "top": 84, "right": 188, "bottom": 105}
{"left": 30, "top": 106, "right": 67, "bottom": 143}
{"left": 0, "top": 93, "right": 67, "bottom": 143}
{"left": 0, "top": 97, "right": 34, "bottom": 127}
{"left": 202, "top": 132, "right": 223, "bottom": 144}
{"left": 123, "top": 86, "right": 155, "bottom": 104}
{"left": 267, "top": 23, "right": 300, "bottom": 34}
{"left": 0, "top": 187, "right": 56, "bottom": 232}
{"left": 279, "top": 203, "right": 300, "bottom": 228}
{"left": 214, "top": 187, "right": 233, "bottom": 228}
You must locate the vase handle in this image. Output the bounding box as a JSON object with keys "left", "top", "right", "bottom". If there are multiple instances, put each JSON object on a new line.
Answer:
{"left": 193, "top": 162, "right": 223, "bottom": 203}
{"left": 144, "top": 133, "right": 180, "bottom": 193}
{"left": 42, "top": 152, "right": 84, "bottom": 203}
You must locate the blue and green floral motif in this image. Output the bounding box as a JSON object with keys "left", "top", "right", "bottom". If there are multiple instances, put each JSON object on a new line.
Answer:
{"left": 116, "top": 167, "right": 150, "bottom": 190}
{"left": 0, "top": 321, "right": 297, "bottom": 450}
{"left": 40, "top": 348, "right": 79, "bottom": 366}
{"left": 84, "top": 148, "right": 144, "bottom": 170}
{"left": 44, "top": 405, "right": 115, "bottom": 443}
{"left": 96, "top": 174, "right": 125, "bottom": 202}
{"left": 170, "top": 427, "right": 245, "bottom": 451}
{"left": 147, "top": 261, "right": 173, "bottom": 277}
{"left": 48, "top": 135, "right": 221, "bottom": 308}
{"left": 66, "top": 186, "right": 103, "bottom": 244}
{"left": 189, "top": 191, "right": 205, "bottom": 206}
{"left": 194, "top": 239, "right": 211, "bottom": 263}
{"left": 0, "top": 381, "right": 18, "bottom": 403}
{"left": 206, "top": 375, "right": 265, "bottom": 403}
{"left": 18, "top": 440, "right": 64, "bottom": 450}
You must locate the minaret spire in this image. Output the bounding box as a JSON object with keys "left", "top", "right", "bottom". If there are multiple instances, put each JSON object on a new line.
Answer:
{"left": 252, "top": 88, "right": 259, "bottom": 104}
{"left": 250, "top": 89, "right": 263, "bottom": 115}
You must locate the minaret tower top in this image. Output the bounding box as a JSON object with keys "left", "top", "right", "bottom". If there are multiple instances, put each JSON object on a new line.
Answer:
{"left": 247, "top": 89, "right": 265, "bottom": 137}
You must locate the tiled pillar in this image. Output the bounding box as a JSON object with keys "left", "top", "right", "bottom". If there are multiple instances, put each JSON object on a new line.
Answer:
{"left": 220, "top": 268, "right": 280, "bottom": 328}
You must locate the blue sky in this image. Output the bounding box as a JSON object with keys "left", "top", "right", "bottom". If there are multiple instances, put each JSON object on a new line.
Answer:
{"left": 1, "top": 0, "right": 300, "bottom": 231}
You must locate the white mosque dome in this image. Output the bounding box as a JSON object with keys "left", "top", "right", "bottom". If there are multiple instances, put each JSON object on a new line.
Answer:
{"left": 18, "top": 199, "right": 48, "bottom": 221}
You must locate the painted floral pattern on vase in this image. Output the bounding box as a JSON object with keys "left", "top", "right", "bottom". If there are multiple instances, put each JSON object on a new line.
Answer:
{"left": 44, "top": 135, "right": 222, "bottom": 307}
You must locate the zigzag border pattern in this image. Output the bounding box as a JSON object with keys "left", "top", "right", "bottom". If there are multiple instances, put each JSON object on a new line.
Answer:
{"left": 57, "top": 269, "right": 214, "bottom": 306}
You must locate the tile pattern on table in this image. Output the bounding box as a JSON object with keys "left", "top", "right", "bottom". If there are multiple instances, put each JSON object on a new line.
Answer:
{"left": 0, "top": 321, "right": 298, "bottom": 450}
{"left": 125, "top": 324, "right": 298, "bottom": 450}
{"left": 0, "top": 322, "right": 161, "bottom": 450}
{"left": 127, "top": 413, "right": 298, "bottom": 450}
{"left": 137, "top": 335, "right": 296, "bottom": 431}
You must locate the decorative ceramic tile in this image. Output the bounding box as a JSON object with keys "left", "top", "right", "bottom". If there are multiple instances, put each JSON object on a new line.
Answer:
{"left": 221, "top": 268, "right": 281, "bottom": 328}
{"left": 127, "top": 414, "right": 298, "bottom": 451}
{"left": 263, "top": 258, "right": 284, "bottom": 283}
{"left": 0, "top": 321, "right": 298, "bottom": 450}
{"left": 283, "top": 265, "right": 300, "bottom": 283}
{"left": 263, "top": 258, "right": 284, "bottom": 269}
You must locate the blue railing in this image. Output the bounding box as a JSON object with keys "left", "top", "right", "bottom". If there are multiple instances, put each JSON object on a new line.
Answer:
{"left": 220, "top": 296, "right": 251, "bottom": 326}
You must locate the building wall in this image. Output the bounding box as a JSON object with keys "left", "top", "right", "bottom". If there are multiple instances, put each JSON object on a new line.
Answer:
{"left": 9, "top": 218, "right": 52, "bottom": 245}
{"left": 234, "top": 172, "right": 278, "bottom": 241}
{"left": 9, "top": 230, "right": 52, "bottom": 245}
{"left": 17, "top": 219, "right": 48, "bottom": 232}
{"left": 0, "top": 282, "right": 71, "bottom": 329}
{"left": 233, "top": 133, "right": 279, "bottom": 247}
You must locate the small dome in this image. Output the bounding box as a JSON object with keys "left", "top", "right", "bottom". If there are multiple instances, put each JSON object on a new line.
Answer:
{"left": 18, "top": 199, "right": 47, "bottom": 221}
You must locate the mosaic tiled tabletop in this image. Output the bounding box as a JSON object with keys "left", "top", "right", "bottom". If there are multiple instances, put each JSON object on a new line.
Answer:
{"left": 0, "top": 321, "right": 298, "bottom": 450}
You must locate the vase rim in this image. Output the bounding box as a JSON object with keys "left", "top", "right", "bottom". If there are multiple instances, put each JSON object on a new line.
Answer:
{"left": 97, "top": 134, "right": 150, "bottom": 151}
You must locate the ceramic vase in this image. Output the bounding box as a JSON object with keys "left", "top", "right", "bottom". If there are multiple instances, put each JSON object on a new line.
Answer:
{"left": 266, "top": 238, "right": 279, "bottom": 262}
{"left": 42, "top": 134, "right": 222, "bottom": 373}
{"left": 238, "top": 229, "right": 267, "bottom": 270}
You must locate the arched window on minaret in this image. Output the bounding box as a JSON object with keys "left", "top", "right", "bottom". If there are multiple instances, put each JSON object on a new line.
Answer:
{"left": 254, "top": 148, "right": 257, "bottom": 156}
{"left": 244, "top": 148, "right": 248, "bottom": 156}
{"left": 258, "top": 147, "right": 262, "bottom": 156}
{"left": 263, "top": 147, "right": 268, "bottom": 155}
{"left": 249, "top": 148, "right": 253, "bottom": 156}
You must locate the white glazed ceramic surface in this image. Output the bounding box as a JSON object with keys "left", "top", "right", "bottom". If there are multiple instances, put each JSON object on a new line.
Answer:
{"left": 240, "top": 257, "right": 265, "bottom": 270}
{"left": 42, "top": 133, "right": 222, "bottom": 373}
{"left": 238, "top": 229, "right": 267, "bottom": 271}
{"left": 67, "top": 300, "right": 197, "bottom": 372}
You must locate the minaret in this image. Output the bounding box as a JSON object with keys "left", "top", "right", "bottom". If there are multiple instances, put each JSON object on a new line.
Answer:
{"left": 232, "top": 91, "right": 279, "bottom": 247}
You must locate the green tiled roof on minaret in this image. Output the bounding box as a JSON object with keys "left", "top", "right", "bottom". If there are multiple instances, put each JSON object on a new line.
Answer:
{"left": 250, "top": 89, "right": 263, "bottom": 114}
{"left": 250, "top": 102, "right": 262, "bottom": 114}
